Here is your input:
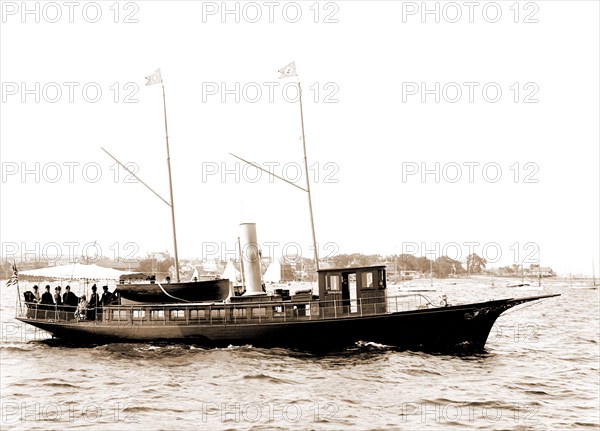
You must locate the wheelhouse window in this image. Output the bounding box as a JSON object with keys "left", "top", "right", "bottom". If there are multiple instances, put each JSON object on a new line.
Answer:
{"left": 361, "top": 272, "right": 374, "bottom": 288}
{"left": 326, "top": 274, "right": 340, "bottom": 291}
{"left": 378, "top": 269, "right": 386, "bottom": 288}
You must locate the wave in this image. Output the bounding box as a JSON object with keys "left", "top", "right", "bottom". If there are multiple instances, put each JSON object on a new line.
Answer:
{"left": 0, "top": 345, "right": 37, "bottom": 353}
{"left": 40, "top": 382, "right": 79, "bottom": 389}
{"left": 402, "top": 368, "right": 443, "bottom": 376}
{"left": 242, "top": 373, "right": 296, "bottom": 385}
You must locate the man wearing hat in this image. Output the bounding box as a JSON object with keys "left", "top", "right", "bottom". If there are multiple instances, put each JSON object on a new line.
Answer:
{"left": 63, "top": 285, "right": 79, "bottom": 308}
{"left": 32, "top": 285, "right": 40, "bottom": 303}
{"left": 88, "top": 284, "right": 99, "bottom": 320}
{"left": 101, "top": 286, "right": 113, "bottom": 306}
{"left": 40, "top": 285, "right": 54, "bottom": 306}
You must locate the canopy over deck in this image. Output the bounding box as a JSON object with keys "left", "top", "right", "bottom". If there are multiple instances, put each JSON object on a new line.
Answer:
{"left": 20, "top": 263, "right": 133, "bottom": 280}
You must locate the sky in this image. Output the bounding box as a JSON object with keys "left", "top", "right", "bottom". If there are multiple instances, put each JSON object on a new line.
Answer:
{"left": 1, "top": 1, "right": 599, "bottom": 276}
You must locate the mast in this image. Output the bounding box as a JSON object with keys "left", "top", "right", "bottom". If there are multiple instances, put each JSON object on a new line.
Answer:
{"left": 141, "top": 69, "right": 180, "bottom": 282}
{"left": 229, "top": 62, "right": 320, "bottom": 274}
{"left": 297, "top": 81, "right": 320, "bottom": 272}
{"left": 160, "top": 81, "right": 180, "bottom": 282}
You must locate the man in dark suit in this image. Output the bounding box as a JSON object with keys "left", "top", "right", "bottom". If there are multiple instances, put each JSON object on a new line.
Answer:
{"left": 101, "top": 286, "right": 113, "bottom": 306}
{"left": 40, "top": 285, "right": 54, "bottom": 305}
{"left": 40, "top": 285, "right": 54, "bottom": 313}
{"left": 88, "top": 284, "right": 100, "bottom": 320}
{"left": 63, "top": 285, "right": 79, "bottom": 308}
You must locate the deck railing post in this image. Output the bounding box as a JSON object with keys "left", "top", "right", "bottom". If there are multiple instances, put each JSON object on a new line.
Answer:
{"left": 334, "top": 299, "right": 337, "bottom": 319}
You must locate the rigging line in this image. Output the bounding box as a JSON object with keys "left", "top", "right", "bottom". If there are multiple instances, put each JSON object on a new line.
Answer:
{"left": 100, "top": 147, "right": 171, "bottom": 207}
{"left": 229, "top": 153, "right": 308, "bottom": 193}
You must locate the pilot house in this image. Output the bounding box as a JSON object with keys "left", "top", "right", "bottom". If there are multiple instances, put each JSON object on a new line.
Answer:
{"left": 317, "top": 265, "right": 387, "bottom": 316}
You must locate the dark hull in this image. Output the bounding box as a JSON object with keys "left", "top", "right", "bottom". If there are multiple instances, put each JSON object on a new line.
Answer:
{"left": 16, "top": 295, "right": 554, "bottom": 352}
{"left": 115, "top": 279, "right": 230, "bottom": 303}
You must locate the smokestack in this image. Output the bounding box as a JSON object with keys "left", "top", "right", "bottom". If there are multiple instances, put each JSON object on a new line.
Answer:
{"left": 239, "top": 223, "right": 265, "bottom": 296}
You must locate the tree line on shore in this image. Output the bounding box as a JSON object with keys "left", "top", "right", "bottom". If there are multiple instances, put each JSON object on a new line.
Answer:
{"left": 324, "top": 253, "right": 487, "bottom": 278}
{"left": 2, "top": 253, "right": 493, "bottom": 280}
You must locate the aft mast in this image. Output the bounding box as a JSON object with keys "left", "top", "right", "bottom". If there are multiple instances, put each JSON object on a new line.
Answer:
{"left": 230, "top": 62, "right": 320, "bottom": 273}
{"left": 289, "top": 63, "right": 320, "bottom": 272}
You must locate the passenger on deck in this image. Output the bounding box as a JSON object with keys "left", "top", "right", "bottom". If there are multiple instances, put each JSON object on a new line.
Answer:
{"left": 75, "top": 295, "right": 88, "bottom": 319}
{"left": 101, "top": 286, "right": 112, "bottom": 306}
{"left": 40, "top": 285, "right": 54, "bottom": 306}
{"left": 23, "top": 290, "right": 35, "bottom": 304}
{"left": 32, "top": 285, "right": 41, "bottom": 303}
{"left": 54, "top": 286, "right": 63, "bottom": 306}
{"left": 88, "top": 285, "right": 99, "bottom": 320}
{"left": 63, "top": 285, "right": 79, "bottom": 308}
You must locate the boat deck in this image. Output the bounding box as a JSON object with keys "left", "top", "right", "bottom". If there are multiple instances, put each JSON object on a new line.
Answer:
{"left": 17, "top": 294, "right": 432, "bottom": 326}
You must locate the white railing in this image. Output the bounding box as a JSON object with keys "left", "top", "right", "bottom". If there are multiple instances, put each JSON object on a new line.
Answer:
{"left": 17, "top": 294, "right": 433, "bottom": 326}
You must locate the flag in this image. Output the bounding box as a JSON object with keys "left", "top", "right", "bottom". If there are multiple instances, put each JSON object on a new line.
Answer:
{"left": 278, "top": 62, "right": 297, "bottom": 79}
{"left": 5, "top": 263, "right": 18, "bottom": 287}
{"left": 145, "top": 68, "right": 162, "bottom": 86}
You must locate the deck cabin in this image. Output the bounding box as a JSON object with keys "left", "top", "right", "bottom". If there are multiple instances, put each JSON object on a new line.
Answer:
{"left": 317, "top": 265, "right": 387, "bottom": 316}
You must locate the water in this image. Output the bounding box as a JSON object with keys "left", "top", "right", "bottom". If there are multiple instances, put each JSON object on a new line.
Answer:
{"left": 1, "top": 279, "right": 598, "bottom": 430}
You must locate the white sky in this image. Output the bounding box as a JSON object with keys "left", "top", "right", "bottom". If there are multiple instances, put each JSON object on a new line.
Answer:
{"left": 1, "top": 1, "right": 599, "bottom": 276}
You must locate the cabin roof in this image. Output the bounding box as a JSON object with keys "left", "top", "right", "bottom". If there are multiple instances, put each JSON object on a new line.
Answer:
{"left": 317, "top": 265, "right": 386, "bottom": 274}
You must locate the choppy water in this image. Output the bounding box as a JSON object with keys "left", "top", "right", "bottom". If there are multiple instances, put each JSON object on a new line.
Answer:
{"left": 1, "top": 278, "right": 598, "bottom": 430}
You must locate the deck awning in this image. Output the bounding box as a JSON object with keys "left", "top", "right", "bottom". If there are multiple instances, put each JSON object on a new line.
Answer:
{"left": 19, "top": 263, "right": 134, "bottom": 281}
